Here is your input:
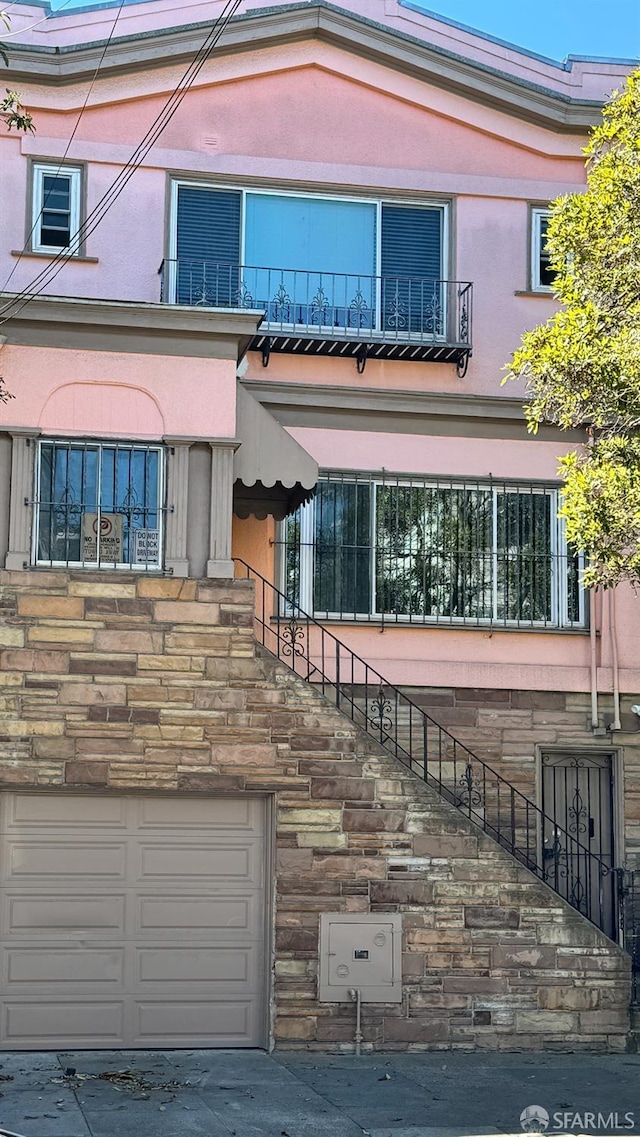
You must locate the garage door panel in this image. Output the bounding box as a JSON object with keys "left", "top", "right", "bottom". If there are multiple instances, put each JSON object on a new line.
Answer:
{"left": 4, "top": 894, "right": 126, "bottom": 934}
{"left": 2, "top": 841, "right": 127, "bottom": 882}
{"left": 135, "top": 1000, "right": 255, "bottom": 1044}
{"left": 5, "top": 946, "right": 125, "bottom": 986}
{"left": 136, "top": 796, "right": 262, "bottom": 832}
{"left": 136, "top": 893, "right": 259, "bottom": 934}
{"left": 3, "top": 793, "right": 127, "bottom": 830}
{"left": 137, "top": 841, "right": 260, "bottom": 882}
{"left": 4, "top": 1000, "right": 125, "bottom": 1046}
{"left": 136, "top": 944, "right": 258, "bottom": 984}
{"left": 0, "top": 792, "right": 267, "bottom": 1049}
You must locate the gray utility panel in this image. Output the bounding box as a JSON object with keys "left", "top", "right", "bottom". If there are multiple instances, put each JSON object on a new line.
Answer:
{"left": 318, "top": 913, "right": 402, "bottom": 1002}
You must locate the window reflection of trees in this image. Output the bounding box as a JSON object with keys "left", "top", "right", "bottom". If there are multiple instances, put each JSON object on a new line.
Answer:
{"left": 283, "top": 478, "right": 582, "bottom": 628}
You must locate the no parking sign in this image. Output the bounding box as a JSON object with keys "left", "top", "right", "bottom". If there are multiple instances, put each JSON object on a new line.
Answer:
{"left": 82, "top": 512, "right": 123, "bottom": 562}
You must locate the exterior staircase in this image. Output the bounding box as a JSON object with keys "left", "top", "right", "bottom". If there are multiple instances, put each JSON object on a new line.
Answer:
{"left": 235, "top": 558, "right": 624, "bottom": 948}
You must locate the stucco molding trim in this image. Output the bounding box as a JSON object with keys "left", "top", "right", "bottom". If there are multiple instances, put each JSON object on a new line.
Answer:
{"left": 5, "top": 433, "right": 36, "bottom": 572}
{"left": 242, "top": 380, "right": 586, "bottom": 442}
{"left": 11, "top": 250, "right": 100, "bottom": 264}
{"left": 0, "top": 293, "right": 264, "bottom": 360}
{"left": 4, "top": 3, "right": 614, "bottom": 131}
{"left": 163, "top": 436, "right": 242, "bottom": 450}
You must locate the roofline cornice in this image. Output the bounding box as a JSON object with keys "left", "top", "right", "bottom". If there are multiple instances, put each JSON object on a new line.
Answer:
{"left": 4, "top": 2, "right": 617, "bottom": 131}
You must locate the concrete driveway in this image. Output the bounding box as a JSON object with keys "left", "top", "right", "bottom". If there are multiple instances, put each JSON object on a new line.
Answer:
{"left": 1, "top": 1049, "right": 639, "bottom": 1137}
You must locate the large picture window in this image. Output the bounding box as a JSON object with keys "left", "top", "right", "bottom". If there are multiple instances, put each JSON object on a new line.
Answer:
{"left": 171, "top": 184, "right": 447, "bottom": 335}
{"left": 281, "top": 474, "right": 584, "bottom": 629}
{"left": 35, "top": 441, "right": 164, "bottom": 570}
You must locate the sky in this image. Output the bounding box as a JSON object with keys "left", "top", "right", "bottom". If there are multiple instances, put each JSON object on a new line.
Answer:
{"left": 43, "top": 0, "right": 640, "bottom": 64}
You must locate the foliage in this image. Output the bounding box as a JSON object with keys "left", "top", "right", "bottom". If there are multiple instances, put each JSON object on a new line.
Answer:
{"left": 1, "top": 11, "right": 35, "bottom": 131}
{"left": 506, "top": 70, "right": 640, "bottom": 587}
{"left": 2, "top": 88, "right": 34, "bottom": 132}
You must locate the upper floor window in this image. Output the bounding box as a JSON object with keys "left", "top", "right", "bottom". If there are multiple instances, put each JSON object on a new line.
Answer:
{"left": 531, "top": 206, "right": 554, "bottom": 292}
{"left": 34, "top": 440, "right": 164, "bottom": 570}
{"left": 281, "top": 474, "right": 584, "bottom": 630}
{"left": 169, "top": 183, "right": 448, "bottom": 336}
{"left": 32, "top": 163, "right": 82, "bottom": 255}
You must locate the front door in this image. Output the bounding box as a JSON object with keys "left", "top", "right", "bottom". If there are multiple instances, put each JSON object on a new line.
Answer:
{"left": 541, "top": 751, "right": 617, "bottom": 939}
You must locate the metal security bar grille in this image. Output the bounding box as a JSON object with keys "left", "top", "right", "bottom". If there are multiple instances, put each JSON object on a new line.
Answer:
{"left": 235, "top": 558, "right": 617, "bottom": 942}
{"left": 280, "top": 473, "right": 585, "bottom": 629}
{"left": 541, "top": 752, "right": 616, "bottom": 936}
{"left": 34, "top": 441, "right": 165, "bottom": 571}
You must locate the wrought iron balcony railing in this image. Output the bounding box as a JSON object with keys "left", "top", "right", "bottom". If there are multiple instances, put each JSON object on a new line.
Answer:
{"left": 159, "top": 260, "right": 473, "bottom": 374}
{"left": 234, "top": 557, "right": 621, "bottom": 945}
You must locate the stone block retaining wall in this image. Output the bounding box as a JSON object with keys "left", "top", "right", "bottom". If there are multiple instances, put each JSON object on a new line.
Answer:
{"left": 399, "top": 686, "right": 640, "bottom": 862}
{"left": 0, "top": 571, "right": 631, "bottom": 1051}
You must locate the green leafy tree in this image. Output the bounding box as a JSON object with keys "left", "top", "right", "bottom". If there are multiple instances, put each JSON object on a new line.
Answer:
{"left": 507, "top": 70, "right": 640, "bottom": 587}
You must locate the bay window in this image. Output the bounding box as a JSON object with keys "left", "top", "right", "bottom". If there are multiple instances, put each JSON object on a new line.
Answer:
{"left": 281, "top": 474, "right": 584, "bottom": 629}
{"left": 35, "top": 440, "right": 164, "bottom": 570}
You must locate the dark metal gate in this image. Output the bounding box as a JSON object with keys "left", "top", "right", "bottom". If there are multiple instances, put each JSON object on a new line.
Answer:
{"left": 541, "top": 751, "right": 617, "bottom": 939}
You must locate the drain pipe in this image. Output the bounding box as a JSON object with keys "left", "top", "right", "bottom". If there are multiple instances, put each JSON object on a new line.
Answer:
{"left": 609, "top": 589, "right": 622, "bottom": 731}
{"left": 590, "top": 587, "right": 600, "bottom": 730}
{"left": 349, "top": 988, "right": 363, "bottom": 1056}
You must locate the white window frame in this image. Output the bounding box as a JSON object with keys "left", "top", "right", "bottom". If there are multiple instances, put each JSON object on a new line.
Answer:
{"left": 531, "top": 206, "right": 553, "bottom": 293}
{"left": 33, "top": 439, "right": 166, "bottom": 571}
{"left": 287, "top": 477, "right": 585, "bottom": 630}
{"left": 168, "top": 180, "right": 450, "bottom": 334}
{"left": 32, "top": 163, "right": 82, "bottom": 256}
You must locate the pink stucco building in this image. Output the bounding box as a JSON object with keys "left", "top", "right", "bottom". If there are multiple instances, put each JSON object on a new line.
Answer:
{"left": 0, "top": 0, "right": 638, "bottom": 1052}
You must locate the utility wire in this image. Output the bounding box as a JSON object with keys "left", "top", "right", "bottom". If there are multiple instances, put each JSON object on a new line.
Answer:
{"left": 2, "top": 0, "right": 76, "bottom": 38}
{"left": 0, "top": 0, "right": 242, "bottom": 324}
{"left": 2, "top": 0, "right": 126, "bottom": 292}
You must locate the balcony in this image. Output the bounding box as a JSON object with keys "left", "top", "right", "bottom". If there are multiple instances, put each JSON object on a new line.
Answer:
{"left": 160, "top": 260, "right": 473, "bottom": 374}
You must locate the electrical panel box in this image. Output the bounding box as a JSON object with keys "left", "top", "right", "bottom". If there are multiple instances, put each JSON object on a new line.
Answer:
{"left": 318, "top": 913, "right": 402, "bottom": 1002}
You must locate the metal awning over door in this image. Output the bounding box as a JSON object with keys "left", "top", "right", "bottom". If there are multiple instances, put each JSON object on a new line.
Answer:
{"left": 0, "top": 792, "right": 267, "bottom": 1049}
{"left": 234, "top": 385, "right": 318, "bottom": 520}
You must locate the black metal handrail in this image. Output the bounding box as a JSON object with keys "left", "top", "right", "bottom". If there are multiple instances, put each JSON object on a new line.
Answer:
{"left": 159, "top": 258, "right": 472, "bottom": 349}
{"left": 621, "top": 868, "right": 640, "bottom": 1000}
{"left": 234, "top": 557, "right": 619, "bottom": 942}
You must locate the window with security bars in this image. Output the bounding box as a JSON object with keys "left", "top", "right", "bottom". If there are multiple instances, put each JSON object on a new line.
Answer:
{"left": 32, "top": 164, "right": 82, "bottom": 255}
{"left": 280, "top": 474, "right": 585, "bottom": 628}
{"left": 35, "top": 441, "right": 165, "bottom": 570}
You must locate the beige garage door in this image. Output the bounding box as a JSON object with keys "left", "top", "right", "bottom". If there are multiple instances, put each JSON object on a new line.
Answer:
{"left": 0, "top": 792, "right": 267, "bottom": 1049}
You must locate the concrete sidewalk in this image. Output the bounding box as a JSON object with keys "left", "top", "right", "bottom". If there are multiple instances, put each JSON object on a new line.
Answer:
{"left": 0, "top": 1049, "right": 639, "bottom": 1137}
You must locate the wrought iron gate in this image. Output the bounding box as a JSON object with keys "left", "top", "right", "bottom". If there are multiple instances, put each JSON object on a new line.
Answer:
{"left": 541, "top": 751, "right": 617, "bottom": 939}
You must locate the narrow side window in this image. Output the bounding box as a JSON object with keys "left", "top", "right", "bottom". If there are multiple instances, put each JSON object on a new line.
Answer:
{"left": 32, "top": 164, "right": 82, "bottom": 255}
{"left": 531, "top": 207, "right": 554, "bottom": 292}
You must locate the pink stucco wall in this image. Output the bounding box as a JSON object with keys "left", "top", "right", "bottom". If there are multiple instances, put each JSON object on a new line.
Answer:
{"left": 284, "top": 430, "right": 576, "bottom": 481}
{"left": 2, "top": 2, "right": 637, "bottom": 698}
{"left": 0, "top": 346, "right": 238, "bottom": 440}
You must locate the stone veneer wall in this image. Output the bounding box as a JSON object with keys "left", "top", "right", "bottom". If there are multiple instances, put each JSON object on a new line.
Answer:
{"left": 399, "top": 687, "right": 640, "bottom": 862}
{"left": 0, "top": 570, "right": 632, "bottom": 1052}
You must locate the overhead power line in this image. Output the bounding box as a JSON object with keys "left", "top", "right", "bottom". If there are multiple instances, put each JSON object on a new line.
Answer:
{"left": 2, "top": 0, "right": 76, "bottom": 38}
{"left": 2, "top": 0, "right": 127, "bottom": 293}
{"left": 0, "top": 0, "right": 243, "bottom": 325}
